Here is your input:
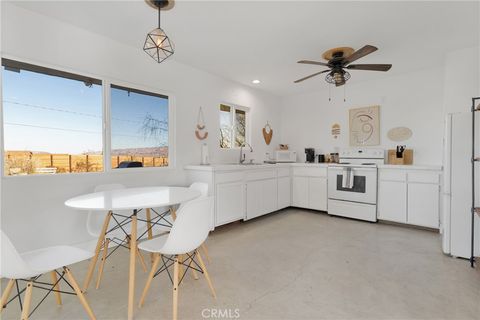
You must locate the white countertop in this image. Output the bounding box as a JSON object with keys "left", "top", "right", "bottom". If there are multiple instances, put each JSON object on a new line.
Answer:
{"left": 378, "top": 164, "right": 443, "bottom": 171}
{"left": 185, "top": 162, "right": 442, "bottom": 172}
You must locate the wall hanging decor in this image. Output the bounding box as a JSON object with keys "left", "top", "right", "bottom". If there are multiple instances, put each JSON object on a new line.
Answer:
{"left": 331, "top": 123, "right": 341, "bottom": 139}
{"left": 195, "top": 106, "right": 208, "bottom": 140}
{"left": 349, "top": 105, "right": 380, "bottom": 146}
{"left": 387, "top": 126, "right": 412, "bottom": 142}
{"left": 144, "top": 0, "right": 175, "bottom": 63}
{"left": 262, "top": 122, "right": 273, "bottom": 145}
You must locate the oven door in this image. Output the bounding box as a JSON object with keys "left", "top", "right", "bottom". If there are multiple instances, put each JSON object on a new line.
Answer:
{"left": 327, "top": 166, "right": 377, "bottom": 204}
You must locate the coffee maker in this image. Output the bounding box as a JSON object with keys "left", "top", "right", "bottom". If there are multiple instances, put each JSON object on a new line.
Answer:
{"left": 305, "top": 148, "right": 315, "bottom": 163}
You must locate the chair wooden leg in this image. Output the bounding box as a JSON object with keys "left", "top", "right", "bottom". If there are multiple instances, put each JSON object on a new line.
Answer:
{"left": 136, "top": 248, "right": 148, "bottom": 272}
{"left": 96, "top": 238, "right": 110, "bottom": 289}
{"left": 128, "top": 214, "right": 138, "bottom": 320}
{"left": 200, "top": 243, "right": 211, "bottom": 263}
{"left": 170, "top": 207, "right": 177, "bottom": 220}
{"left": 83, "top": 211, "right": 112, "bottom": 292}
{"left": 178, "top": 255, "right": 184, "bottom": 281}
{"left": 50, "top": 271, "right": 62, "bottom": 305}
{"left": 20, "top": 281, "right": 33, "bottom": 320}
{"left": 173, "top": 256, "right": 179, "bottom": 320}
{"left": 138, "top": 254, "right": 161, "bottom": 308}
{"left": 64, "top": 267, "right": 96, "bottom": 320}
{"left": 1, "top": 279, "right": 15, "bottom": 311}
{"left": 197, "top": 251, "right": 216, "bottom": 299}
{"left": 145, "top": 208, "right": 154, "bottom": 263}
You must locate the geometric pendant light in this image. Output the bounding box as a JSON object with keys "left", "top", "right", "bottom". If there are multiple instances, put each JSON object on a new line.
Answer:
{"left": 144, "top": 0, "right": 175, "bottom": 63}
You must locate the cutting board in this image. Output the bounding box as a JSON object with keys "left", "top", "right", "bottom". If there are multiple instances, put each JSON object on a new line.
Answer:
{"left": 387, "top": 149, "right": 413, "bottom": 165}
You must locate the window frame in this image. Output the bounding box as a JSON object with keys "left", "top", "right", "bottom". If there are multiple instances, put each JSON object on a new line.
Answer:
{"left": 218, "top": 102, "right": 250, "bottom": 150}
{"left": 0, "top": 56, "right": 176, "bottom": 177}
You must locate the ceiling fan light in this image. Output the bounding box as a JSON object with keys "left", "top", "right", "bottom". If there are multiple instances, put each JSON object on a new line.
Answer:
{"left": 144, "top": 27, "right": 175, "bottom": 63}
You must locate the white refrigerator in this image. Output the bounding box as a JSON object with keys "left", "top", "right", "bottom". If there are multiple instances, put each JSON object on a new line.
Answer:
{"left": 442, "top": 112, "right": 480, "bottom": 259}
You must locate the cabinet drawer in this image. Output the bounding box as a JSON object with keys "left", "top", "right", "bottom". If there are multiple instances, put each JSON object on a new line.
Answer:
{"left": 246, "top": 169, "right": 276, "bottom": 181}
{"left": 379, "top": 170, "right": 407, "bottom": 182}
{"left": 408, "top": 171, "right": 440, "bottom": 184}
{"left": 215, "top": 171, "right": 244, "bottom": 184}
{"left": 277, "top": 167, "right": 291, "bottom": 178}
{"left": 293, "top": 167, "right": 327, "bottom": 177}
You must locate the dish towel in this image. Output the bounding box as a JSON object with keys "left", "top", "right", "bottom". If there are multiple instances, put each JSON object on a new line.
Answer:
{"left": 342, "top": 167, "right": 354, "bottom": 189}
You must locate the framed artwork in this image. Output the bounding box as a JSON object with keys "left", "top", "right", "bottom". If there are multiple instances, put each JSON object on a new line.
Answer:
{"left": 349, "top": 105, "right": 380, "bottom": 146}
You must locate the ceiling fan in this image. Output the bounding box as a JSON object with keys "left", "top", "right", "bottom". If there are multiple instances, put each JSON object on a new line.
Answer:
{"left": 294, "top": 45, "right": 392, "bottom": 87}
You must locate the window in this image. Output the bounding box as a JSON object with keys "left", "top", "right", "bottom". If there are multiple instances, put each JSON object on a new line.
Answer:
{"left": 219, "top": 103, "right": 248, "bottom": 148}
{"left": 110, "top": 84, "right": 170, "bottom": 168}
{"left": 2, "top": 59, "right": 103, "bottom": 175}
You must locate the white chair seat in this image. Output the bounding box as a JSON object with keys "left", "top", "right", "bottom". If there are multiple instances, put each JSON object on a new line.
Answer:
{"left": 21, "top": 246, "right": 94, "bottom": 277}
{"left": 138, "top": 234, "right": 168, "bottom": 254}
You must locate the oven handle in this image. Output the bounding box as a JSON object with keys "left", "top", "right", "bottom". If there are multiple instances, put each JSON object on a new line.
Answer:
{"left": 328, "top": 166, "right": 377, "bottom": 171}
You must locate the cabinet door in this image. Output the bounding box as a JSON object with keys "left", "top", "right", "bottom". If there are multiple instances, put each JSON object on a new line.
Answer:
{"left": 292, "top": 176, "right": 308, "bottom": 208}
{"left": 247, "top": 179, "right": 278, "bottom": 220}
{"left": 263, "top": 178, "right": 278, "bottom": 214}
{"left": 216, "top": 182, "right": 245, "bottom": 226}
{"left": 246, "top": 180, "right": 263, "bottom": 220}
{"left": 407, "top": 183, "right": 440, "bottom": 228}
{"left": 377, "top": 181, "right": 407, "bottom": 223}
{"left": 277, "top": 176, "right": 291, "bottom": 209}
{"left": 308, "top": 177, "right": 327, "bottom": 211}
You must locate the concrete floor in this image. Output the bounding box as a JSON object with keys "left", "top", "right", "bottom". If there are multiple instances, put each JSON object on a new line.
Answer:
{"left": 2, "top": 208, "right": 480, "bottom": 319}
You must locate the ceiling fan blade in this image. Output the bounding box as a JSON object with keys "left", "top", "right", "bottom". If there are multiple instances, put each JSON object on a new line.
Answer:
{"left": 343, "top": 45, "right": 378, "bottom": 64}
{"left": 346, "top": 64, "right": 392, "bottom": 71}
{"left": 297, "top": 60, "right": 330, "bottom": 67}
{"left": 294, "top": 70, "right": 330, "bottom": 83}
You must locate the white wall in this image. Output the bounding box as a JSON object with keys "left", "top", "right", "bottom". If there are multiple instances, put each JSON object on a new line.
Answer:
{"left": 280, "top": 66, "right": 445, "bottom": 165}
{"left": 0, "top": 3, "right": 281, "bottom": 252}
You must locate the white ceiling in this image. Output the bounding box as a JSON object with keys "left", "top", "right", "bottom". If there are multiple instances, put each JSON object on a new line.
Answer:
{"left": 9, "top": 0, "right": 480, "bottom": 96}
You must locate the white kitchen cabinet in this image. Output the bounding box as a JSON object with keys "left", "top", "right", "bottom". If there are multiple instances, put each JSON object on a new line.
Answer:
{"left": 377, "top": 167, "right": 441, "bottom": 229}
{"left": 215, "top": 182, "right": 245, "bottom": 226}
{"left": 246, "top": 178, "right": 277, "bottom": 220}
{"left": 277, "top": 176, "right": 291, "bottom": 209}
{"left": 292, "top": 176, "right": 308, "bottom": 208}
{"left": 308, "top": 177, "right": 327, "bottom": 211}
{"left": 377, "top": 180, "right": 407, "bottom": 223}
{"left": 407, "top": 183, "right": 440, "bottom": 228}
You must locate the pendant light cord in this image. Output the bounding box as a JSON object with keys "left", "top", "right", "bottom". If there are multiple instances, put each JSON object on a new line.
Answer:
{"left": 158, "top": 6, "right": 161, "bottom": 29}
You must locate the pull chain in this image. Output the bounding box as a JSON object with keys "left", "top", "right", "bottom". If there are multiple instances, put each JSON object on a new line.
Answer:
{"left": 329, "top": 83, "right": 332, "bottom": 102}
{"left": 343, "top": 82, "right": 346, "bottom": 102}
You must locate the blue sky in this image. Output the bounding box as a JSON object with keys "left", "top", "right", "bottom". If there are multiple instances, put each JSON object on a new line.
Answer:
{"left": 2, "top": 67, "right": 168, "bottom": 154}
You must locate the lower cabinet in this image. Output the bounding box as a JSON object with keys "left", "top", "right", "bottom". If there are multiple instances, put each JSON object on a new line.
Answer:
{"left": 292, "top": 176, "right": 308, "bottom": 208}
{"left": 308, "top": 177, "right": 327, "bottom": 211}
{"left": 377, "top": 168, "right": 441, "bottom": 229}
{"left": 407, "top": 183, "right": 440, "bottom": 228}
{"left": 246, "top": 178, "right": 278, "bottom": 220}
{"left": 292, "top": 174, "right": 327, "bottom": 211}
{"left": 277, "top": 176, "right": 291, "bottom": 209}
{"left": 215, "top": 182, "right": 245, "bottom": 226}
{"left": 377, "top": 180, "right": 407, "bottom": 223}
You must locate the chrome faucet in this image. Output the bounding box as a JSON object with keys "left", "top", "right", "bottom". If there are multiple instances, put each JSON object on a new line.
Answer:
{"left": 239, "top": 142, "right": 253, "bottom": 164}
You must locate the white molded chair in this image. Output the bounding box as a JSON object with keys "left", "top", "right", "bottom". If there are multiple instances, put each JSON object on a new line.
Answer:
{"left": 86, "top": 184, "right": 149, "bottom": 290}
{"left": 138, "top": 197, "right": 216, "bottom": 320}
{"left": 0, "top": 230, "right": 96, "bottom": 320}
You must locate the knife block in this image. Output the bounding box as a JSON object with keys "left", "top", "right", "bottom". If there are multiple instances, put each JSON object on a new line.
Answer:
{"left": 387, "top": 149, "right": 413, "bottom": 165}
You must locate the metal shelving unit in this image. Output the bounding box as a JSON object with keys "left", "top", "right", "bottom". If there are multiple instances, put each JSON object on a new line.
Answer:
{"left": 471, "top": 97, "right": 480, "bottom": 268}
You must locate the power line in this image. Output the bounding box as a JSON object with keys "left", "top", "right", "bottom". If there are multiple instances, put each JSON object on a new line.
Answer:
{"left": 4, "top": 122, "right": 168, "bottom": 141}
{"left": 2, "top": 100, "right": 168, "bottom": 126}
{"left": 4, "top": 122, "right": 102, "bottom": 134}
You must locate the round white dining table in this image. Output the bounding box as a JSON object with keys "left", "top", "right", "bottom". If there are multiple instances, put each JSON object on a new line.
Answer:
{"left": 65, "top": 186, "right": 201, "bottom": 211}
{"left": 65, "top": 186, "right": 201, "bottom": 320}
